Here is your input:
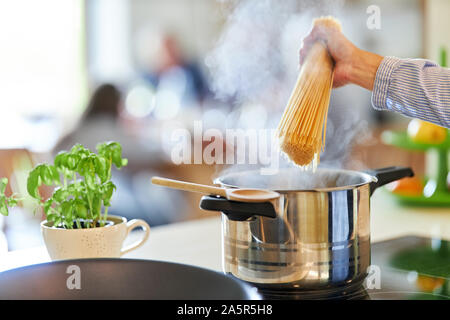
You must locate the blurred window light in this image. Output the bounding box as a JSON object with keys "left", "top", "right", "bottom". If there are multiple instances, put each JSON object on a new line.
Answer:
{"left": 87, "top": 0, "right": 134, "bottom": 83}
{"left": 0, "top": 0, "right": 87, "bottom": 149}
{"left": 153, "top": 89, "right": 181, "bottom": 120}
{"left": 125, "top": 84, "right": 156, "bottom": 118}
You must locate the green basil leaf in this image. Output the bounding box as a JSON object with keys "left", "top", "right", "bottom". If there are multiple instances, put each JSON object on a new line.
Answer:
{"left": 66, "top": 183, "right": 79, "bottom": 197}
{"left": 91, "top": 194, "right": 101, "bottom": 220}
{"left": 53, "top": 187, "right": 69, "bottom": 203}
{"left": 111, "top": 148, "right": 123, "bottom": 168}
{"left": 38, "top": 164, "right": 59, "bottom": 186}
{"left": 77, "top": 156, "right": 97, "bottom": 178}
{"left": 7, "top": 198, "right": 18, "bottom": 207}
{"left": 0, "top": 198, "right": 9, "bottom": 216}
{"left": 101, "top": 181, "right": 116, "bottom": 207}
{"left": 54, "top": 151, "right": 68, "bottom": 169}
{"left": 60, "top": 200, "right": 71, "bottom": 212}
{"left": 73, "top": 199, "right": 88, "bottom": 219}
{"left": 96, "top": 142, "right": 108, "bottom": 157}
{"left": 27, "top": 167, "right": 41, "bottom": 199}
{"left": 66, "top": 154, "right": 79, "bottom": 170}
{"left": 54, "top": 216, "right": 62, "bottom": 228}
{"left": 96, "top": 157, "right": 108, "bottom": 182}
{"left": 0, "top": 177, "right": 8, "bottom": 194}
{"left": 71, "top": 144, "right": 91, "bottom": 159}
{"left": 65, "top": 206, "right": 73, "bottom": 222}
{"left": 50, "top": 165, "right": 60, "bottom": 184}
{"left": 60, "top": 201, "right": 73, "bottom": 221}
{"left": 43, "top": 198, "right": 53, "bottom": 215}
{"left": 85, "top": 175, "right": 95, "bottom": 190}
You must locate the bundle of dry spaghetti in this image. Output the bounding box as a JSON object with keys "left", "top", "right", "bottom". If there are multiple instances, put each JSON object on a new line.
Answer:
{"left": 277, "top": 17, "right": 341, "bottom": 169}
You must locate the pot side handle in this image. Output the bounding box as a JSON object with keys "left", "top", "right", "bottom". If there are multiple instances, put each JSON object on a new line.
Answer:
{"left": 366, "top": 166, "right": 414, "bottom": 195}
{"left": 199, "top": 196, "right": 277, "bottom": 221}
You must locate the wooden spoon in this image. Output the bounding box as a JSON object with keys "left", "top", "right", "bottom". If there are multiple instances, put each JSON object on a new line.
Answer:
{"left": 151, "top": 176, "right": 280, "bottom": 203}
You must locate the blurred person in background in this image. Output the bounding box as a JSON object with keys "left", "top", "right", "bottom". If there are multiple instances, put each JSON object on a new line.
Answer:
{"left": 55, "top": 84, "right": 189, "bottom": 226}
{"left": 57, "top": 84, "right": 148, "bottom": 160}
{"left": 136, "top": 31, "right": 211, "bottom": 108}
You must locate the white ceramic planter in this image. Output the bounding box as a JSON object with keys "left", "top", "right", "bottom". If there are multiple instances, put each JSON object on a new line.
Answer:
{"left": 41, "top": 215, "right": 150, "bottom": 260}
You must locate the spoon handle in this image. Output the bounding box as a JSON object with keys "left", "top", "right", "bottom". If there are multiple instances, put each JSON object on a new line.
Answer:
{"left": 151, "top": 177, "right": 228, "bottom": 198}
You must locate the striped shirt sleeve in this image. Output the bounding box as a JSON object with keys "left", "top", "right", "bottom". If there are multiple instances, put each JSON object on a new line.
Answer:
{"left": 371, "top": 56, "right": 450, "bottom": 128}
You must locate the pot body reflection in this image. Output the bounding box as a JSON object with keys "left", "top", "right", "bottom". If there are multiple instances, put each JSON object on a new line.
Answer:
{"left": 221, "top": 185, "right": 371, "bottom": 289}
{"left": 201, "top": 167, "right": 413, "bottom": 290}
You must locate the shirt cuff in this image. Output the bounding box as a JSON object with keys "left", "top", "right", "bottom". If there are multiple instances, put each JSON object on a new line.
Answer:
{"left": 371, "top": 56, "right": 403, "bottom": 111}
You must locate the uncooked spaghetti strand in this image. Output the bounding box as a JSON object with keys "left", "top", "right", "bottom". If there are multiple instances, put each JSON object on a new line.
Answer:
{"left": 287, "top": 69, "right": 313, "bottom": 130}
{"left": 321, "top": 78, "right": 334, "bottom": 150}
{"left": 292, "top": 77, "right": 316, "bottom": 137}
{"left": 278, "top": 73, "right": 305, "bottom": 134}
{"left": 315, "top": 86, "right": 329, "bottom": 149}
{"left": 293, "top": 69, "right": 318, "bottom": 135}
{"left": 280, "top": 82, "right": 307, "bottom": 136}
{"left": 303, "top": 80, "right": 323, "bottom": 137}
{"left": 276, "top": 16, "right": 341, "bottom": 167}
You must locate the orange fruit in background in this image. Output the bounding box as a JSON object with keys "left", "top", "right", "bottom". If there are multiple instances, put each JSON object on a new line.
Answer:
{"left": 387, "top": 176, "right": 423, "bottom": 196}
{"left": 416, "top": 275, "right": 445, "bottom": 292}
{"left": 407, "top": 119, "right": 447, "bottom": 144}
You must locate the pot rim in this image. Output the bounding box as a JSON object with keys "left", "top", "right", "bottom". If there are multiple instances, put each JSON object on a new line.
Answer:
{"left": 40, "top": 215, "right": 126, "bottom": 231}
{"left": 214, "top": 167, "right": 378, "bottom": 193}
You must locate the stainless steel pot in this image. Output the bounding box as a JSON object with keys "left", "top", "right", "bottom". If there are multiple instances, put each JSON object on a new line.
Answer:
{"left": 199, "top": 166, "right": 413, "bottom": 291}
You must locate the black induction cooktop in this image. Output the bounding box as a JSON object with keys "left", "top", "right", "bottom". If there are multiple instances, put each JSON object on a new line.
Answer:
{"left": 256, "top": 236, "right": 450, "bottom": 300}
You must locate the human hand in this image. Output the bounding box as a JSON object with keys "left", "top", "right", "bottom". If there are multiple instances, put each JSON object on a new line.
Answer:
{"left": 299, "top": 24, "right": 383, "bottom": 90}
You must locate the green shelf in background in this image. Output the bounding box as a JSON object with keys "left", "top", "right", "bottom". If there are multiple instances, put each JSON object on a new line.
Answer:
{"left": 381, "top": 130, "right": 450, "bottom": 207}
{"left": 381, "top": 130, "right": 450, "bottom": 151}
{"left": 385, "top": 188, "right": 450, "bottom": 207}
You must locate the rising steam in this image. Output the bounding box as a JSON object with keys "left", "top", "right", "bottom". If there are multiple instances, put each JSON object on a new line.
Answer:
{"left": 206, "top": 0, "right": 371, "bottom": 173}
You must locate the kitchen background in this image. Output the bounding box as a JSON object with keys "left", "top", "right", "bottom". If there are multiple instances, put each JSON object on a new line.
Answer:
{"left": 0, "top": 0, "right": 449, "bottom": 251}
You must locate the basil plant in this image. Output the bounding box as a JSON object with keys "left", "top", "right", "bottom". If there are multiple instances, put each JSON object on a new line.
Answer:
{"left": 27, "top": 142, "right": 128, "bottom": 229}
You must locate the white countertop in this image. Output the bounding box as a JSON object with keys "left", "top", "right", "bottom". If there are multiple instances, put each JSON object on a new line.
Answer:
{"left": 0, "top": 191, "right": 449, "bottom": 273}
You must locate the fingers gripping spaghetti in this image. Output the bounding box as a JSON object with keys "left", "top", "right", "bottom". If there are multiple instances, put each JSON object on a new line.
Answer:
{"left": 277, "top": 17, "right": 341, "bottom": 169}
